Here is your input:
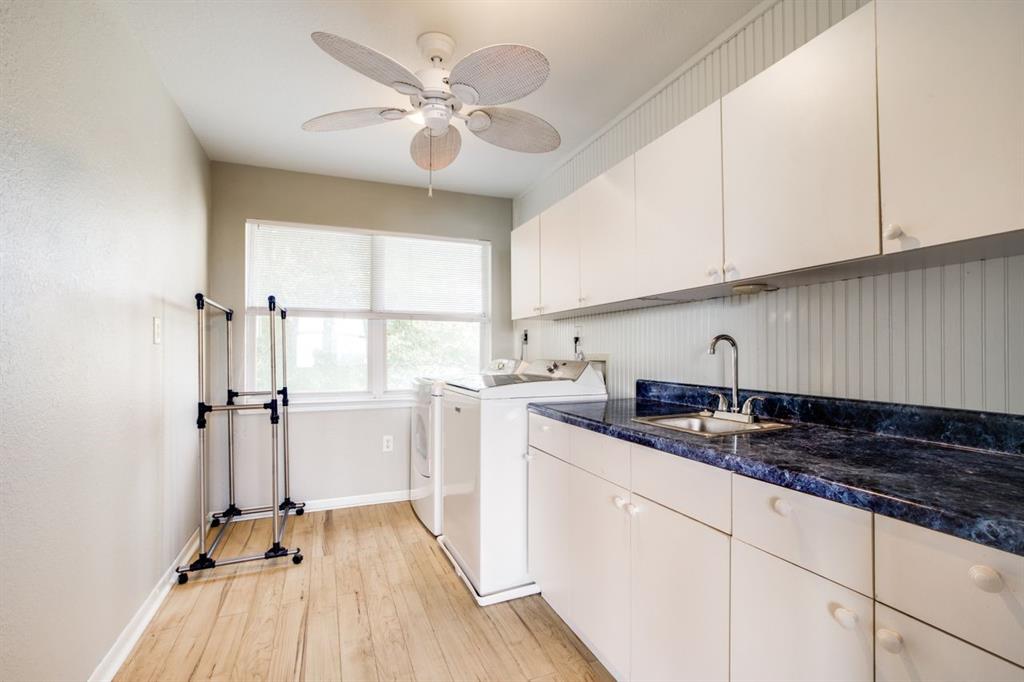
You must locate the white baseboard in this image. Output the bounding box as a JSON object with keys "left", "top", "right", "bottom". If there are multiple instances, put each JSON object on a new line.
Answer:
{"left": 88, "top": 489, "right": 411, "bottom": 682}
{"left": 88, "top": 528, "right": 200, "bottom": 682}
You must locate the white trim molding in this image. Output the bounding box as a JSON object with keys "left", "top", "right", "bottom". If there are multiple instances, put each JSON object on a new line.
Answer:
{"left": 89, "top": 489, "right": 412, "bottom": 681}
{"left": 88, "top": 528, "right": 200, "bottom": 682}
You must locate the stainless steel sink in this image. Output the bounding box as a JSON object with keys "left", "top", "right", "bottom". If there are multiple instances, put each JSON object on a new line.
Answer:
{"left": 632, "top": 412, "right": 791, "bottom": 437}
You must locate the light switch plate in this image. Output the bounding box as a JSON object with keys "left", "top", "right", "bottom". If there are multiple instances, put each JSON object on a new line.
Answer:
{"left": 152, "top": 316, "right": 162, "bottom": 345}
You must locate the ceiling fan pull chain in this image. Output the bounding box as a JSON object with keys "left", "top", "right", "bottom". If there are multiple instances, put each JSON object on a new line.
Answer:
{"left": 428, "top": 133, "right": 433, "bottom": 197}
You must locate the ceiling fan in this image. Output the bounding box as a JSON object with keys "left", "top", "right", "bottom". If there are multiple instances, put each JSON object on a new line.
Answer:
{"left": 302, "top": 31, "right": 561, "bottom": 195}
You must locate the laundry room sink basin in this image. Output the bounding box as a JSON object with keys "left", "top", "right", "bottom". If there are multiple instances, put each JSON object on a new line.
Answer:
{"left": 632, "top": 412, "right": 791, "bottom": 437}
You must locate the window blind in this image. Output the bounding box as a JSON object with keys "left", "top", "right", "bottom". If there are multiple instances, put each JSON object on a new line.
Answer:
{"left": 248, "top": 224, "right": 372, "bottom": 310}
{"left": 372, "top": 235, "right": 485, "bottom": 316}
{"left": 247, "top": 223, "right": 488, "bottom": 319}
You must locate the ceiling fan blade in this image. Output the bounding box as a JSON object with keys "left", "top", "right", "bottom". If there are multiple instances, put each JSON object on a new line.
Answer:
{"left": 449, "top": 44, "right": 550, "bottom": 105}
{"left": 311, "top": 32, "right": 424, "bottom": 93}
{"left": 410, "top": 126, "right": 462, "bottom": 170}
{"left": 466, "top": 108, "right": 560, "bottom": 153}
{"left": 302, "top": 107, "right": 407, "bottom": 132}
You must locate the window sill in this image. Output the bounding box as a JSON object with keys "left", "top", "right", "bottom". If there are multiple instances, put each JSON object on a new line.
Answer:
{"left": 236, "top": 394, "right": 417, "bottom": 414}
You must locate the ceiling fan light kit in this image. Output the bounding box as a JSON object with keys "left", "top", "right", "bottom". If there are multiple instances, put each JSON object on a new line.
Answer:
{"left": 303, "top": 30, "right": 560, "bottom": 195}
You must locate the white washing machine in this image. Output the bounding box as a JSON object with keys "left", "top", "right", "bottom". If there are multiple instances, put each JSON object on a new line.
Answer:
{"left": 409, "top": 359, "right": 521, "bottom": 536}
{"left": 439, "top": 359, "right": 607, "bottom": 605}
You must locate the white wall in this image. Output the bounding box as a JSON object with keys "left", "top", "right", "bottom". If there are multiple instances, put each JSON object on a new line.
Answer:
{"left": 0, "top": 2, "right": 210, "bottom": 679}
{"left": 206, "top": 162, "right": 512, "bottom": 510}
{"left": 516, "top": 257, "right": 1024, "bottom": 414}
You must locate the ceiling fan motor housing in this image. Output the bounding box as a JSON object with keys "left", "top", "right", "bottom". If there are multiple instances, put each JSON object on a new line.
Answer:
{"left": 421, "top": 100, "right": 452, "bottom": 135}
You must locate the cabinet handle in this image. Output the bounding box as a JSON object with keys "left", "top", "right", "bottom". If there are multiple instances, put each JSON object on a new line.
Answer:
{"left": 883, "top": 223, "right": 904, "bottom": 240}
{"left": 832, "top": 607, "right": 859, "bottom": 630}
{"left": 769, "top": 496, "right": 792, "bottom": 517}
{"left": 523, "top": 452, "right": 534, "bottom": 462}
{"left": 705, "top": 265, "right": 720, "bottom": 278}
{"left": 613, "top": 496, "right": 628, "bottom": 510}
{"left": 968, "top": 564, "right": 1004, "bottom": 593}
{"left": 723, "top": 262, "right": 737, "bottom": 275}
{"left": 876, "top": 628, "right": 904, "bottom": 654}
{"left": 625, "top": 502, "right": 639, "bottom": 516}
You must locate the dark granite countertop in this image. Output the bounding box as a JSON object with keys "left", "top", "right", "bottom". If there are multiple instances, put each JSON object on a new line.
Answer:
{"left": 528, "top": 383, "right": 1024, "bottom": 556}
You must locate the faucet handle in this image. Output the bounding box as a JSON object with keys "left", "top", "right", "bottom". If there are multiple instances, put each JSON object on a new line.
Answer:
{"left": 710, "top": 392, "right": 730, "bottom": 412}
{"left": 741, "top": 395, "right": 765, "bottom": 415}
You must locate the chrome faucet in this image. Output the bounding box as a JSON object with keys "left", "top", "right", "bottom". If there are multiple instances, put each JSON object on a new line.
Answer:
{"left": 707, "top": 334, "right": 740, "bottom": 412}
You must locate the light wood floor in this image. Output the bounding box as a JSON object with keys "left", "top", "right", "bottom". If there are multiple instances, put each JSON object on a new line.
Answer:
{"left": 115, "top": 502, "right": 610, "bottom": 681}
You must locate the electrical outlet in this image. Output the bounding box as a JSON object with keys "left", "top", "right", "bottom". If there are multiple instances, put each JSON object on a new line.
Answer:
{"left": 382, "top": 435, "right": 394, "bottom": 453}
{"left": 152, "top": 316, "right": 162, "bottom": 345}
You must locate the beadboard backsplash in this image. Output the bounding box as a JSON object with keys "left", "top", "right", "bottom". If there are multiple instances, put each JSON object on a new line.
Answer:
{"left": 513, "top": 256, "right": 1024, "bottom": 414}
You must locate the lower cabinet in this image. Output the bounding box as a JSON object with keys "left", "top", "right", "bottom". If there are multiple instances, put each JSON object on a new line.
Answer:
{"left": 527, "top": 447, "right": 571, "bottom": 618}
{"left": 731, "top": 539, "right": 873, "bottom": 682}
{"left": 631, "top": 494, "right": 729, "bottom": 682}
{"left": 875, "top": 604, "right": 1024, "bottom": 682}
{"left": 568, "top": 465, "right": 631, "bottom": 680}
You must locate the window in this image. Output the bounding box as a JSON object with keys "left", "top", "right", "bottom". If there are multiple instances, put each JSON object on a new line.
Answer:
{"left": 245, "top": 222, "right": 489, "bottom": 398}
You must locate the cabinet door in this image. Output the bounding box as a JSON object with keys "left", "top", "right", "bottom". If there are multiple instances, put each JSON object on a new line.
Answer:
{"left": 636, "top": 100, "right": 723, "bottom": 296}
{"left": 569, "top": 466, "right": 630, "bottom": 680}
{"left": 722, "top": 4, "right": 879, "bottom": 281}
{"left": 511, "top": 217, "right": 541, "bottom": 319}
{"left": 578, "top": 155, "right": 636, "bottom": 307}
{"left": 731, "top": 539, "right": 873, "bottom": 682}
{"left": 527, "top": 447, "right": 571, "bottom": 619}
{"left": 875, "top": 604, "right": 1024, "bottom": 682}
{"left": 877, "top": 0, "right": 1024, "bottom": 252}
{"left": 631, "top": 495, "right": 729, "bottom": 682}
{"left": 539, "top": 192, "right": 581, "bottom": 314}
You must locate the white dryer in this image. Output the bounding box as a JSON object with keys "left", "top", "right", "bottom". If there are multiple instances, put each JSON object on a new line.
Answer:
{"left": 409, "top": 359, "right": 521, "bottom": 536}
{"left": 439, "top": 359, "right": 607, "bottom": 605}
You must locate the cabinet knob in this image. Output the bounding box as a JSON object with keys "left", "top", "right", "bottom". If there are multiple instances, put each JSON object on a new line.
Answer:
{"left": 539, "top": 424, "right": 550, "bottom": 432}
{"left": 613, "top": 496, "right": 628, "bottom": 510}
{"left": 625, "top": 502, "right": 639, "bottom": 516}
{"left": 724, "top": 262, "right": 737, "bottom": 273}
{"left": 883, "top": 223, "right": 904, "bottom": 240}
{"left": 578, "top": 296, "right": 588, "bottom": 304}
{"left": 523, "top": 452, "right": 534, "bottom": 462}
{"left": 769, "top": 496, "right": 792, "bottom": 517}
{"left": 705, "top": 265, "right": 720, "bottom": 278}
{"left": 832, "top": 607, "right": 859, "bottom": 630}
{"left": 876, "top": 628, "right": 904, "bottom": 654}
{"left": 968, "top": 564, "right": 1004, "bottom": 593}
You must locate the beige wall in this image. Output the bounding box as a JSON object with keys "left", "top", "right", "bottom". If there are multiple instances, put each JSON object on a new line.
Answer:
{"left": 0, "top": 2, "right": 211, "bottom": 680}
{"left": 206, "top": 162, "right": 513, "bottom": 509}
{"left": 210, "top": 161, "right": 513, "bottom": 351}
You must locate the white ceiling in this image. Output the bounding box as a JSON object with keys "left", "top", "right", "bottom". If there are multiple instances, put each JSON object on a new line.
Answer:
{"left": 114, "top": 1, "right": 758, "bottom": 198}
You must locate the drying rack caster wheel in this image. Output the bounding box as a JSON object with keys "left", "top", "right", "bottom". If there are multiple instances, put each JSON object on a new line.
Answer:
{"left": 296, "top": 508, "right": 304, "bottom": 516}
{"left": 211, "top": 518, "right": 220, "bottom": 527}
{"left": 292, "top": 553, "right": 304, "bottom": 565}
{"left": 177, "top": 573, "right": 189, "bottom": 585}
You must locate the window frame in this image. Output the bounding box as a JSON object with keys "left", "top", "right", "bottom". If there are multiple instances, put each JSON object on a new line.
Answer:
{"left": 243, "top": 220, "right": 492, "bottom": 401}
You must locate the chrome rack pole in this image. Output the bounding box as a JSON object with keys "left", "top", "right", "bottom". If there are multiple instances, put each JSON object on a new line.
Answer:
{"left": 265, "top": 295, "right": 285, "bottom": 557}
{"left": 280, "top": 306, "right": 292, "bottom": 506}
{"left": 188, "top": 294, "right": 215, "bottom": 573}
{"left": 224, "top": 306, "right": 240, "bottom": 519}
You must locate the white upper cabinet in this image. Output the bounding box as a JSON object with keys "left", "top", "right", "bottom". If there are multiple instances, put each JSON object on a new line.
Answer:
{"left": 721, "top": 3, "right": 880, "bottom": 281}
{"left": 876, "top": 0, "right": 1024, "bottom": 252}
{"left": 636, "top": 100, "right": 724, "bottom": 295}
{"left": 510, "top": 216, "right": 540, "bottom": 320}
{"left": 578, "top": 155, "right": 637, "bottom": 307}
{"left": 538, "top": 191, "right": 581, "bottom": 314}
